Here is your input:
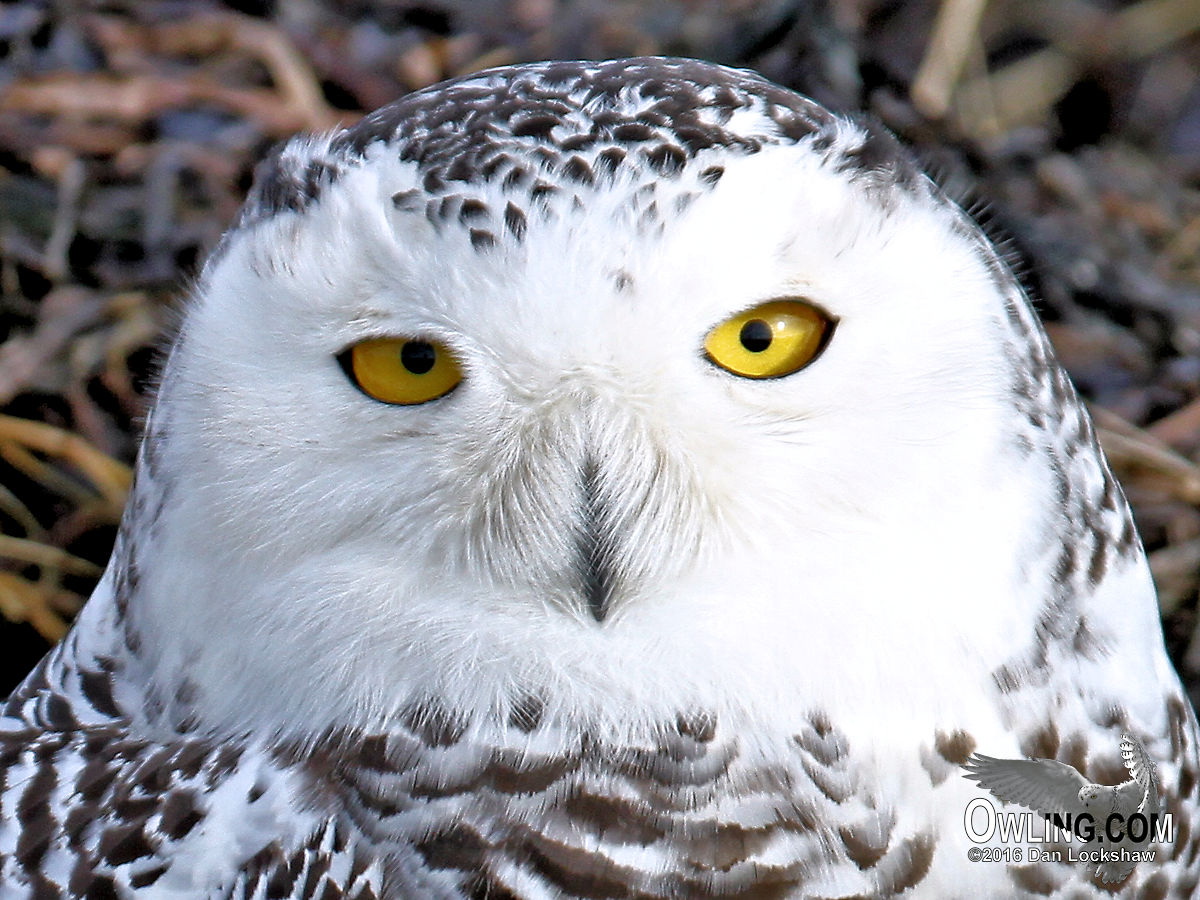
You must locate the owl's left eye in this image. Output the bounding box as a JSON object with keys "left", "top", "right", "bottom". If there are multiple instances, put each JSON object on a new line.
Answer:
{"left": 704, "top": 299, "right": 833, "bottom": 379}
{"left": 339, "top": 337, "right": 463, "bottom": 405}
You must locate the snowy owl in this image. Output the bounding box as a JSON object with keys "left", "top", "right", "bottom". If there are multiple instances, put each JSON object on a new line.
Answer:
{"left": 2, "top": 56, "right": 1198, "bottom": 898}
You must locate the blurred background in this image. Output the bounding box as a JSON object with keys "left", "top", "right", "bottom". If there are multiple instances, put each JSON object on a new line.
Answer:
{"left": 1, "top": 0, "right": 1199, "bottom": 701}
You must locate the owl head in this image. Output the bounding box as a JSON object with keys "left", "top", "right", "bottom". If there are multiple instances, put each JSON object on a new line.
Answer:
{"left": 104, "top": 58, "right": 1146, "bottom": 742}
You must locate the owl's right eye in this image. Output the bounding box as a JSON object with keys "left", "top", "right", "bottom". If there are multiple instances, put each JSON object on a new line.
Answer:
{"left": 703, "top": 299, "right": 833, "bottom": 379}
{"left": 339, "top": 337, "right": 463, "bottom": 405}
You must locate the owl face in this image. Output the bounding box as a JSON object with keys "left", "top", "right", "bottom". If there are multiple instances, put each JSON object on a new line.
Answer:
{"left": 124, "top": 60, "right": 1093, "bottom": 739}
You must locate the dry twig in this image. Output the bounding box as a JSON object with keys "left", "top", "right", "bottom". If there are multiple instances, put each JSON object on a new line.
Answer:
{"left": 1093, "top": 406, "right": 1200, "bottom": 505}
{"left": 0, "top": 414, "right": 132, "bottom": 509}
{"left": 912, "top": 0, "right": 990, "bottom": 119}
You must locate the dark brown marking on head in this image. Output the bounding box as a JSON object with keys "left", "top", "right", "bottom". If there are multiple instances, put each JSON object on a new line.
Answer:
{"left": 562, "top": 156, "right": 595, "bottom": 186}
{"left": 2, "top": 657, "right": 49, "bottom": 719}
{"left": 594, "top": 147, "right": 626, "bottom": 178}
{"left": 170, "top": 741, "right": 209, "bottom": 780}
{"left": 75, "top": 873, "right": 118, "bottom": 897}
{"left": 136, "top": 748, "right": 174, "bottom": 796}
{"left": 130, "top": 865, "right": 168, "bottom": 889}
{"left": 446, "top": 156, "right": 478, "bottom": 183}
{"left": 510, "top": 114, "right": 560, "bottom": 140}
{"left": 437, "top": 194, "right": 462, "bottom": 222}
{"left": 645, "top": 143, "right": 686, "bottom": 174}
{"left": 502, "top": 166, "right": 531, "bottom": 190}
{"left": 173, "top": 679, "right": 198, "bottom": 708}
{"left": 392, "top": 188, "right": 421, "bottom": 211}
{"left": 207, "top": 743, "right": 245, "bottom": 786}
{"left": 234, "top": 57, "right": 908, "bottom": 241}
{"left": 503, "top": 201, "right": 527, "bottom": 242}
{"left": 559, "top": 134, "right": 595, "bottom": 152}
{"left": 65, "top": 803, "right": 98, "bottom": 846}
{"left": 243, "top": 154, "right": 343, "bottom": 222}
{"left": 458, "top": 198, "right": 489, "bottom": 222}
{"left": 76, "top": 756, "right": 119, "bottom": 801}
{"left": 44, "top": 693, "right": 80, "bottom": 731}
{"left": 479, "top": 153, "right": 509, "bottom": 180}
{"left": 15, "top": 783, "right": 56, "bottom": 868}
{"left": 833, "top": 118, "right": 920, "bottom": 189}
{"left": 469, "top": 228, "right": 497, "bottom": 250}
{"left": 114, "top": 795, "right": 158, "bottom": 823}
{"left": 159, "top": 789, "right": 203, "bottom": 839}
{"left": 99, "top": 823, "right": 156, "bottom": 866}
{"left": 529, "top": 180, "right": 558, "bottom": 203}
{"left": 422, "top": 169, "right": 445, "bottom": 193}
{"left": 424, "top": 198, "right": 442, "bottom": 228}
{"left": 612, "top": 122, "right": 655, "bottom": 142}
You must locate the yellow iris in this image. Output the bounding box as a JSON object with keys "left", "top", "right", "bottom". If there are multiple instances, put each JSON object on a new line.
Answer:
{"left": 703, "top": 300, "right": 831, "bottom": 379}
{"left": 344, "top": 337, "right": 462, "bottom": 405}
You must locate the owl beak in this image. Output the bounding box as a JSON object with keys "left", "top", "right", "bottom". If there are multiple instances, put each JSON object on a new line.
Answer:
{"left": 576, "top": 457, "right": 615, "bottom": 622}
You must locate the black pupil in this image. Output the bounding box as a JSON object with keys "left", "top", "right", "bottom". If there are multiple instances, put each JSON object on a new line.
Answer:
{"left": 401, "top": 341, "right": 436, "bottom": 374}
{"left": 739, "top": 319, "right": 773, "bottom": 353}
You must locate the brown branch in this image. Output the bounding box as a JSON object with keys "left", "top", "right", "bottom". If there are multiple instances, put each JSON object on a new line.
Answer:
{"left": 0, "top": 414, "right": 132, "bottom": 508}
